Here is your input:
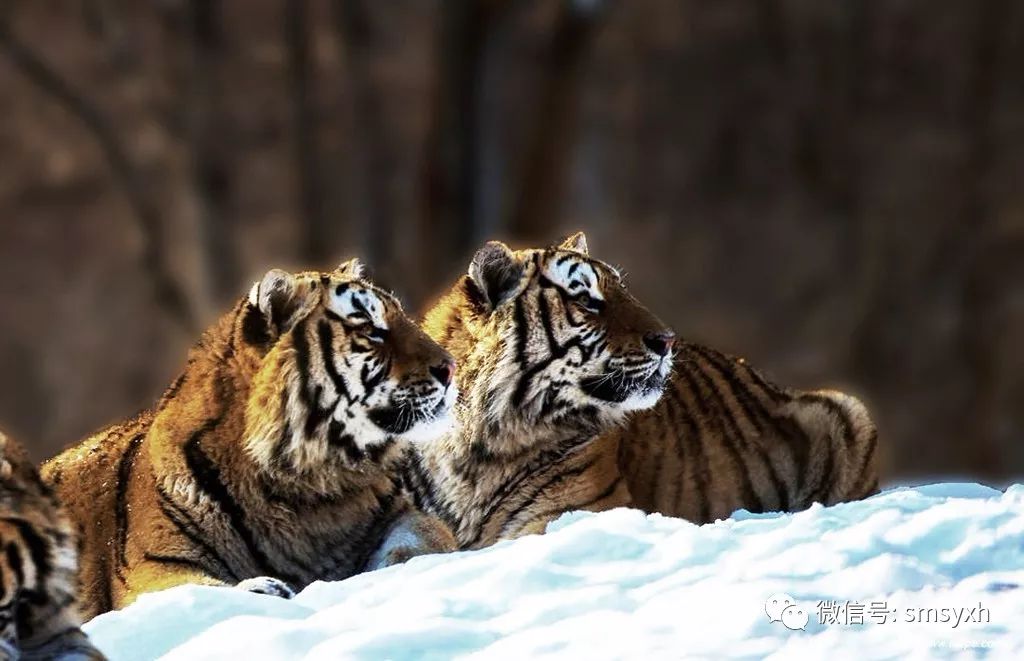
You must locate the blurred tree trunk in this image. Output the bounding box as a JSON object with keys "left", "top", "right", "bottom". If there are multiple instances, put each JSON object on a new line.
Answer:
{"left": 419, "top": 0, "right": 510, "bottom": 286}
{"left": 332, "top": 0, "right": 390, "bottom": 271}
{"left": 185, "top": 0, "right": 237, "bottom": 308}
{"left": 0, "top": 7, "right": 196, "bottom": 333}
{"left": 286, "top": 0, "right": 329, "bottom": 267}
{"left": 506, "top": 0, "right": 609, "bottom": 242}
{"left": 955, "top": 0, "right": 1009, "bottom": 475}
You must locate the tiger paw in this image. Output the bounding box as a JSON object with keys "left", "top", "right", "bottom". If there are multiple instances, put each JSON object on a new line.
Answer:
{"left": 235, "top": 576, "right": 295, "bottom": 599}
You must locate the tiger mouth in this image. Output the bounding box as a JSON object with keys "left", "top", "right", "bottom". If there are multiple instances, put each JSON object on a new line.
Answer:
{"left": 368, "top": 398, "right": 451, "bottom": 435}
{"left": 579, "top": 369, "right": 667, "bottom": 404}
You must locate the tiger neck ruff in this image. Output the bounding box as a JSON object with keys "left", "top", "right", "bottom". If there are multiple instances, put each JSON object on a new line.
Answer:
{"left": 42, "top": 259, "right": 458, "bottom": 619}
{"left": 405, "top": 233, "right": 674, "bottom": 549}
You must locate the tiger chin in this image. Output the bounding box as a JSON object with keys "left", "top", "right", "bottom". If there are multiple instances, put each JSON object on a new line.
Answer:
{"left": 403, "top": 232, "right": 675, "bottom": 549}
{"left": 0, "top": 431, "right": 105, "bottom": 660}
{"left": 41, "top": 259, "right": 459, "bottom": 620}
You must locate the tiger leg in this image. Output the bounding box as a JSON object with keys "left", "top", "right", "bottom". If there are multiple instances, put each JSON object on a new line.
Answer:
{"left": 366, "top": 509, "right": 458, "bottom": 570}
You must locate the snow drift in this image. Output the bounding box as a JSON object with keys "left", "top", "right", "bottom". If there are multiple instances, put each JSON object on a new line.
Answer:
{"left": 85, "top": 484, "right": 1024, "bottom": 660}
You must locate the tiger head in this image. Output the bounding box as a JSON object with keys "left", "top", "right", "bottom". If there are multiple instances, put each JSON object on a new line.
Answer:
{"left": 424, "top": 232, "right": 674, "bottom": 447}
{"left": 242, "top": 259, "right": 457, "bottom": 474}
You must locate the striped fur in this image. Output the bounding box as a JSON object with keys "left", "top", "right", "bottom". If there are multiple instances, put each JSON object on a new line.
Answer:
{"left": 41, "top": 260, "right": 458, "bottom": 620}
{"left": 0, "top": 431, "right": 104, "bottom": 660}
{"left": 612, "top": 342, "right": 879, "bottom": 523}
{"left": 405, "top": 234, "right": 674, "bottom": 548}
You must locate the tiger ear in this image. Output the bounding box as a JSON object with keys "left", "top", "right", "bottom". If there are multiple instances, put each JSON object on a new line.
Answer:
{"left": 334, "top": 257, "right": 366, "bottom": 279}
{"left": 558, "top": 231, "right": 589, "bottom": 255}
{"left": 468, "top": 241, "right": 524, "bottom": 311}
{"left": 244, "top": 269, "right": 315, "bottom": 343}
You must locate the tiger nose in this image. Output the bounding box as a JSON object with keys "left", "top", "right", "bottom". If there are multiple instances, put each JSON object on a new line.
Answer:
{"left": 643, "top": 332, "right": 676, "bottom": 357}
{"left": 429, "top": 359, "right": 456, "bottom": 387}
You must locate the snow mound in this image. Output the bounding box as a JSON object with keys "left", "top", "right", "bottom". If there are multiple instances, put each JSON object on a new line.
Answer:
{"left": 85, "top": 484, "right": 1024, "bottom": 660}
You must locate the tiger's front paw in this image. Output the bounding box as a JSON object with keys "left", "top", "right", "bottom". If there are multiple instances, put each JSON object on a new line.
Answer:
{"left": 235, "top": 576, "right": 295, "bottom": 599}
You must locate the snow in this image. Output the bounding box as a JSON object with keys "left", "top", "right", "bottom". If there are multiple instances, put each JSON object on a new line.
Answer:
{"left": 85, "top": 484, "right": 1024, "bottom": 660}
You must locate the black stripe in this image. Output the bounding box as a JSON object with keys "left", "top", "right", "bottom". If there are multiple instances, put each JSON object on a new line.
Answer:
{"left": 688, "top": 344, "right": 766, "bottom": 435}
{"left": 677, "top": 363, "right": 764, "bottom": 513}
{"left": 353, "top": 484, "right": 403, "bottom": 573}
{"left": 665, "top": 379, "right": 711, "bottom": 522}
{"left": 497, "top": 456, "right": 600, "bottom": 537}
{"left": 798, "top": 393, "right": 855, "bottom": 449}
{"left": 241, "top": 304, "right": 273, "bottom": 346}
{"left": 155, "top": 488, "right": 240, "bottom": 582}
{"left": 183, "top": 426, "right": 301, "bottom": 585}
{"left": 687, "top": 357, "right": 776, "bottom": 511}
{"left": 772, "top": 413, "right": 812, "bottom": 506}
{"left": 318, "top": 321, "right": 354, "bottom": 404}
{"left": 848, "top": 427, "right": 879, "bottom": 498}
{"left": 114, "top": 434, "right": 144, "bottom": 582}
{"left": 510, "top": 294, "right": 587, "bottom": 409}
{"left": 689, "top": 345, "right": 790, "bottom": 511}
{"left": 327, "top": 420, "right": 364, "bottom": 462}
{"left": 462, "top": 435, "right": 592, "bottom": 548}
{"left": 6, "top": 519, "right": 51, "bottom": 593}
{"left": 566, "top": 475, "right": 623, "bottom": 513}
{"left": 401, "top": 449, "right": 461, "bottom": 533}
{"left": 290, "top": 319, "right": 322, "bottom": 438}
{"left": 359, "top": 356, "right": 389, "bottom": 399}
{"left": 365, "top": 439, "right": 395, "bottom": 463}
{"left": 270, "top": 408, "right": 293, "bottom": 471}
{"left": 4, "top": 543, "right": 23, "bottom": 589}
{"left": 142, "top": 553, "right": 213, "bottom": 575}
{"left": 812, "top": 438, "right": 835, "bottom": 504}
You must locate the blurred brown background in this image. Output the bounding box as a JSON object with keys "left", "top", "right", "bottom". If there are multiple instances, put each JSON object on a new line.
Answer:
{"left": 0, "top": 1, "right": 1021, "bottom": 482}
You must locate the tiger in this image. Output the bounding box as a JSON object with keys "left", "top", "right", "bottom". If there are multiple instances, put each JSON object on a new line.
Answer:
{"left": 0, "top": 430, "right": 105, "bottom": 660}
{"left": 40, "top": 259, "right": 459, "bottom": 620}
{"left": 402, "top": 233, "right": 676, "bottom": 549}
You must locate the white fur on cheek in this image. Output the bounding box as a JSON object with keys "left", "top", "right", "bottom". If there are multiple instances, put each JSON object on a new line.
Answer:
{"left": 619, "top": 389, "right": 665, "bottom": 412}
{"left": 329, "top": 286, "right": 389, "bottom": 328}
{"left": 543, "top": 255, "right": 602, "bottom": 301}
{"left": 397, "top": 384, "right": 458, "bottom": 444}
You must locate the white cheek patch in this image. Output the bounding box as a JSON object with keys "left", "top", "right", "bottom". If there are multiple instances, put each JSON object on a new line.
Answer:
{"left": 544, "top": 255, "right": 603, "bottom": 302}
{"left": 330, "top": 285, "right": 389, "bottom": 329}
{"left": 247, "top": 280, "right": 261, "bottom": 307}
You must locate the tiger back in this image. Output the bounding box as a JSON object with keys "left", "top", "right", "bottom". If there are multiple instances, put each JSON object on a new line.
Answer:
{"left": 41, "top": 260, "right": 458, "bottom": 619}
{"left": 0, "top": 431, "right": 104, "bottom": 660}
{"left": 612, "top": 341, "right": 878, "bottom": 523}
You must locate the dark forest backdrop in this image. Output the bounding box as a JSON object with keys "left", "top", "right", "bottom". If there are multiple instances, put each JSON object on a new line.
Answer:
{"left": 0, "top": 0, "right": 1022, "bottom": 482}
